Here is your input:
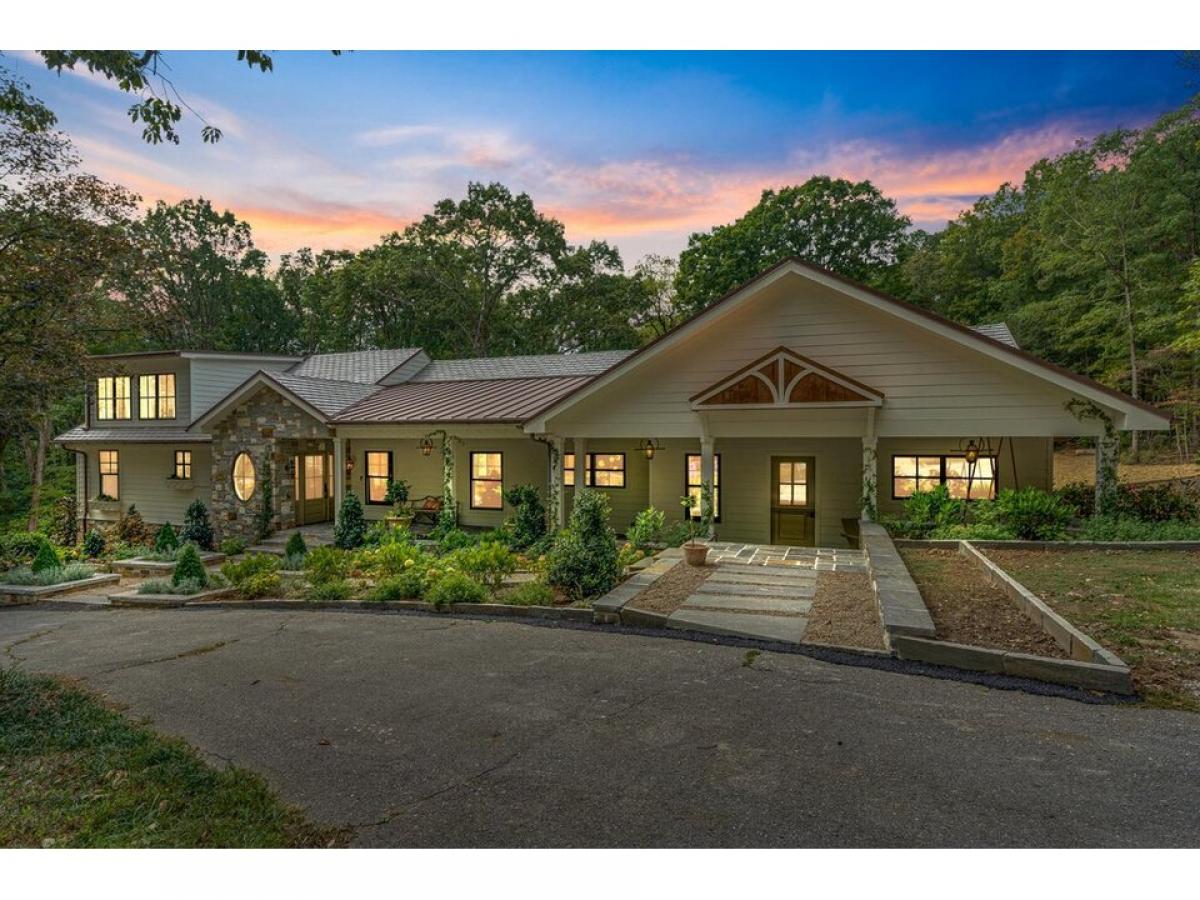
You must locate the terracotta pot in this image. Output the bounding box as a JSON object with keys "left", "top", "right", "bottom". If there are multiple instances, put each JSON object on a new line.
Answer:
{"left": 683, "top": 543, "right": 709, "bottom": 567}
{"left": 385, "top": 515, "right": 414, "bottom": 530}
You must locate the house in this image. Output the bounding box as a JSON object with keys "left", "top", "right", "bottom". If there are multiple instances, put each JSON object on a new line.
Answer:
{"left": 55, "top": 259, "right": 1169, "bottom": 546}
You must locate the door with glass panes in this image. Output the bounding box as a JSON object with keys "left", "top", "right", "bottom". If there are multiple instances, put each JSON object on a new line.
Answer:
{"left": 770, "top": 456, "right": 816, "bottom": 546}
{"left": 295, "top": 453, "right": 333, "bottom": 524}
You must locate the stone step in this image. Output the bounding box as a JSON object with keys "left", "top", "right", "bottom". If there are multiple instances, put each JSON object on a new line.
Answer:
{"left": 708, "top": 570, "right": 817, "bottom": 586}
{"left": 682, "top": 593, "right": 812, "bottom": 615}
{"left": 667, "top": 608, "right": 808, "bottom": 644}
{"left": 695, "top": 580, "right": 815, "bottom": 599}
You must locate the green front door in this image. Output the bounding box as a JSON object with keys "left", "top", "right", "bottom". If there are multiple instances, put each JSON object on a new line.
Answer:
{"left": 296, "top": 453, "right": 333, "bottom": 525}
{"left": 771, "top": 456, "right": 816, "bottom": 546}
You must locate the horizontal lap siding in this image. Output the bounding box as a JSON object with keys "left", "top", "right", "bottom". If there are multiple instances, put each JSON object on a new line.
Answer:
{"left": 84, "top": 444, "right": 213, "bottom": 526}
{"left": 346, "top": 438, "right": 445, "bottom": 521}
{"left": 455, "top": 438, "right": 547, "bottom": 530}
{"left": 564, "top": 438, "right": 650, "bottom": 535}
{"left": 88, "top": 359, "right": 191, "bottom": 431}
{"left": 190, "top": 359, "right": 295, "bottom": 420}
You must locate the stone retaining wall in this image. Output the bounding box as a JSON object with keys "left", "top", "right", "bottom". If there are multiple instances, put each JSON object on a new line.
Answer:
{"left": 860, "top": 521, "right": 935, "bottom": 641}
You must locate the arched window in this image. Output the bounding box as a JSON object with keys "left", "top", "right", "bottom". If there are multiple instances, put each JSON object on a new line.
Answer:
{"left": 233, "top": 452, "right": 256, "bottom": 502}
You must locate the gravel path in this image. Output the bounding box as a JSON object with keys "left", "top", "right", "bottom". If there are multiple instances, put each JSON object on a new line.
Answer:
{"left": 628, "top": 562, "right": 714, "bottom": 614}
{"left": 805, "top": 572, "right": 886, "bottom": 650}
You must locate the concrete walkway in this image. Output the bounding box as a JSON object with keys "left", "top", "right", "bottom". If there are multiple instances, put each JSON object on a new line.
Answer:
{"left": 705, "top": 542, "right": 867, "bottom": 573}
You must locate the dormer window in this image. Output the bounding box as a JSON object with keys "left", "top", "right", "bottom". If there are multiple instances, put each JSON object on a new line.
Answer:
{"left": 97, "top": 376, "right": 131, "bottom": 420}
{"left": 138, "top": 373, "right": 176, "bottom": 419}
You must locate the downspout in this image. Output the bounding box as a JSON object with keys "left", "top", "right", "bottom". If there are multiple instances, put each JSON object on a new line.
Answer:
{"left": 64, "top": 448, "right": 88, "bottom": 538}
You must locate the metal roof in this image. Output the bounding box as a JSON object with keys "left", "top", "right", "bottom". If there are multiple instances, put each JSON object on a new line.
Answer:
{"left": 287, "top": 348, "right": 423, "bottom": 384}
{"left": 410, "top": 350, "right": 633, "bottom": 382}
{"left": 55, "top": 426, "right": 211, "bottom": 444}
{"left": 268, "top": 373, "right": 380, "bottom": 417}
{"left": 970, "top": 323, "right": 1019, "bottom": 349}
{"left": 333, "top": 376, "right": 593, "bottom": 423}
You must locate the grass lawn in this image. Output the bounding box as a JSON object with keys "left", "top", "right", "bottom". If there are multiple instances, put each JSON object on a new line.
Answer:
{"left": 984, "top": 549, "right": 1200, "bottom": 712}
{"left": 0, "top": 667, "right": 346, "bottom": 847}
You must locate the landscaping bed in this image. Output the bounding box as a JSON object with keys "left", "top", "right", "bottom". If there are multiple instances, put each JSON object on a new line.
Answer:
{"left": 805, "top": 571, "right": 885, "bottom": 650}
{"left": 899, "top": 548, "right": 1066, "bottom": 658}
{"left": 982, "top": 548, "right": 1200, "bottom": 711}
{"left": 627, "top": 561, "right": 714, "bottom": 615}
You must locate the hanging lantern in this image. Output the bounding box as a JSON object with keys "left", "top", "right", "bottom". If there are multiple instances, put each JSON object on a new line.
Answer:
{"left": 964, "top": 439, "right": 980, "bottom": 464}
{"left": 637, "top": 439, "right": 661, "bottom": 460}
{"left": 418, "top": 436, "right": 435, "bottom": 457}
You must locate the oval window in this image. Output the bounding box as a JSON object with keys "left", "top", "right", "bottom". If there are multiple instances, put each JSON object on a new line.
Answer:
{"left": 232, "top": 452, "right": 256, "bottom": 502}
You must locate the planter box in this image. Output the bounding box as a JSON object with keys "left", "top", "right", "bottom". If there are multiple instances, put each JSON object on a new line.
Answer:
{"left": 111, "top": 552, "right": 225, "bottom": 577}
{"left": 109, "top": 586, "right": 236, "bottom": 607}
{"left": 2, "top": 572, "right": 121, "bottom": 604}
{"left": 165, "top": 478, "right": 196, "bottom": 492}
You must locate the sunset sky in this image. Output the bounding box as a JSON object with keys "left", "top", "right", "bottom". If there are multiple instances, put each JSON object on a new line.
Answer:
{"left": 3, "top": 50, "right": 1192, "bottom": 263}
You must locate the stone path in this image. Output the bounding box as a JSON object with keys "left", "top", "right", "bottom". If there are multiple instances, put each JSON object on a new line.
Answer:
{"left": 704, "top": 542, "right": 867, "bottom": 573}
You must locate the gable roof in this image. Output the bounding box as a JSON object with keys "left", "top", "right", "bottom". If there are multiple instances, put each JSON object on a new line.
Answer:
{"left": 189, "top": 370, "right": 377, "bottom": 430}
{"left": 689, "top": 347, "right": 884, "bottom": 409}
{"left": 333, "top": 376, "right": 593, "bottom": 424}
{"left": 287, "top": 348, "right": 423, "bottom": 384}
{"left": 524, "top": 258, "right": 1169, "bottom": 431}
{"left": 410, "top": 350, "right": 633, "bottom": 382}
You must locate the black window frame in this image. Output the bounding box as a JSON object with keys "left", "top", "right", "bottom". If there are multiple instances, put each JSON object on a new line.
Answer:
{"left": 97, "top": 376, "right": 131, "bottom": 421}
{"left": 469, "top": 450, "right": 504, "bottom": 510}
{"left": 890, "top": 454, "right": 999, "bottom": 501}
{"left": 99, "top": 449, "right": 120, "bottom": 499}
{"left": 684, "top": 453, "right": 721, "bottom": 523}
{"left": 174, "top": 449, "right": 192, "bottom": 480}
{"left": 365, "top": 450, "right": 394, "bottom": 505}
{"left": 563, "top": 452, "right": 626, "bottom": 489}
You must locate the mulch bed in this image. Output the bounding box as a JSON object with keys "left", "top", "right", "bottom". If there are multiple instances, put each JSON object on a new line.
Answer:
{"left": 805, "top": 572, "right": 886, "bottom": 650}
{"left": 899, "top": 549, "right": 1066, "bottom": 658}
{"left": 628, "top": 561, "right": 715, "bottom": 614}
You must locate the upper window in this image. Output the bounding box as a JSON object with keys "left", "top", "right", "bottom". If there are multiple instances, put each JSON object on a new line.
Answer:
{"left": 174, "top": 450, "right": 192, "bottom": 480}
{"left": 564, "top": 452, "right": 626, "bottom": 488}
{"left": 97, "top": 376, "right": 131, "bottom": 420}
{"left": 98, "top": 450, "right": 119, "bottom": 499}
{"left": 365, "top": 451, "right": 392, "bottom": 504}
{"left": 233, "top": 452, "right": 256, "bottom": 502}
{"left": 685, "top": 454, "right": 721, "bottom": 522}
{"left": 470, "top": 452, "right": 503, "bottom": 509}
{"left": 138, "top": 373, "right": 176, "bottom": 420}
{"left": 892, "top": 455, "right": 997, "bottom": 500}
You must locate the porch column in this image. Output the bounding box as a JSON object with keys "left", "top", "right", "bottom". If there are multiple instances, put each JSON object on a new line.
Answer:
{"left": 332, "top": 434, "right": 346, "bottom": 514}
{"left": 548, "top": 435, "right": 565, "bottom": 530}
{"left": 1095, "top": 428, "right": 1120, "bottom": 515}
{"left": 860, "top": 437, "right": 878, "bottom": 521}
{"left": 573, "top": 438, "right": 587, "bottom": 499}
{"left": 700, "top": 436, "right": 715, "bottom": 538}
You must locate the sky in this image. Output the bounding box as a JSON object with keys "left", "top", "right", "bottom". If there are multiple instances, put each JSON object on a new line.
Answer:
{"left": 3, "top": 50, "right": 1194, "bottom": 263}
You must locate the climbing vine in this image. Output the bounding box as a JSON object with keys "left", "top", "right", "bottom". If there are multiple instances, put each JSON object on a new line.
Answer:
{"left": 860, "top": 441, "right": 878, "bottom": 522}
{"left": 439, "top": 433, "right": 457, "bottom": 530}
{"left": 1065, "top": 399, "right": 1119, "bottom": 515}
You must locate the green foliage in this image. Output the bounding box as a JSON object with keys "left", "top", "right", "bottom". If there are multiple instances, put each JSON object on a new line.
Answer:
{"left": 219, "top": 536, "right": 247, "bottom": 556}
{"left": 181, "top": 500, "right": 214, "bottom": 551}
{"left": 617, "top": 542, "right": 645, "bottom": 571}
{"left": 366, "top": 572, "right": 425, "bottom": 602}
{"left": 137, "top": 576, "right": 207, "bottom": 596}
{"left": 927, "top": 523, "right": 1016, "bottom": 541}
{"left": 444, "top": 541, "right": 517, "bottom": 593}
{"left": 383, "top": 479, "right": 411, "bottom": 509}
{"left": 1056, "top": 481, "right": 1095, "bottom": 518}
{"left": 0, "top": 532, "right": 51, "bottom": 569}
{"left": 50, "top": 495, "right": 77, "bottom": 547}
{"left": 30, "top": 539, "right": 61, "bottom": 573}
{"left": 546, "top": 489, "right": 620, "bottom": 600}
{"left": 171, "top": 543, "right": 207, "bottom": 588}
{"left": 114, "top": 505, "right": 150, "bottom": 545}
{"left": 254, "top": 457, "right": 274, "bottom": 541}
{"left": 153, "top": 522, "right": 179, "bottom": 555}
{"left": 307, "top": 579, "right": 353, "bottom": 603}
{"left": 333, "top": 493, "right": 366, "bottom": 550}
{"left": 1113, "top": 483, "right": 1199, "bottom": 523}
{"left": 82, "top": 529, "right": 106, "bottom": 559}
{"left": 426, "top": 572, "right": 487, "bottom": 608}
{"left": 884, "top": 485, "right": 967, "bottom": 539}
{"left": 0, "top": 562, "right": 93, "bottom": 586}
{"left": 436, "top": 528, "right": 478, "bottom": 554}
{"left": 498, "top": 581, "right": 555, "bottom": 607}
{"left": 1076, "top": 516, "right": 1200, "bottom": 541}
{"left": 303, "top": 546, "right": 350, "bottom": 585}
{"left": 993, "top": 488, "right": 1074, "bottom": 540}
{"left": 503, "top": 484, "right": 546, "bottom": 550}
{"left": 627, "top": 506, "right": 666, "bottom": 549}
{"left": 221, "top": 553, "right": 281, "bottom": 599}
{"left": 284, "top": 531, "right": 308, "bottom": 558}
{"left": 359, "top": 542, "right": 433, "bottom": 580}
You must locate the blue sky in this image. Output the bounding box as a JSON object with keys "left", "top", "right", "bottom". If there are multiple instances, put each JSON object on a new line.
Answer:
{"left": 3, "top": 50, "right": 1192, "bottom": 261}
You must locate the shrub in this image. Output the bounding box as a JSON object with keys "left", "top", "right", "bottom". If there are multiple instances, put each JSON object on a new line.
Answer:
{"left": 0, "top": 532, "right": 52, "bottom": 568}
{"left": 994, "top": 487, "right": 1072, "bottom": 540}
{"left": 627, "top": 506, "right": 666, "bottom": 549}
{"left": 504, "top": 484, "right": 546, "bottom": 550}
{"left": 617, "top": 542, "right": 645, "bottom": 571}
{"left": 172, "top": 543, "right": 208, "bottom": 587}
{"left": 444, "top": 541, "right": 517, "bottom": 593}
{"left": 30, "top": 539, "right": 61, "bottom": 573}
{"left": 304, "top": 546, "right": 350, "bottom": 585}
{"left": 222, "top": 552, "right": 280, "bottom": 585}
{"left": 138, "top": 576, "right": 206, "bottom": 596}
{"left": 1056, "top": 481, "right": 1095, "bottom": 518}
{"left": 154, "top": 522, "right": 179, "bottom": 555}
{"left": 1076, "top": 516, "right": 1200, "bottom": 541}
{"left": 115, "top": 504, "right": 150, "bottom": 545}
{"left": 181, "top": 500, "right": 215, "bottom": 551}
{"left": 0, "top": 562, "right": 94, "bottom": 586}
{"left": 334, "top": 493, "right": 367, "bottom": 549}
{"left": 884, "top": 485, "right": 967, "bottom": 539}
{"left": 51, "top": 495, "right": 78, "bottom": 547}
{"left": 307, "top": 579, "right": 353, "bottom": 603}
{"left": 1114, "top": 482, "right": 1199, "bottom": 523}
{"left": 661, "top": 520, "right": 694, "bottom": 548}
{"left": 426, "top": 572, "right": 487, "bottom": 608}
{"left": 367, "top": 571, "right": 425, "bottom": 602}
{"left": 281, "top": 552, "right": 306, "bottom": 571}
{"left": 254, "top": 457, "right": 274, "bottom": 541}
{"left": 436, "top": 528, "right": 477, "bottom": 554}
{"left": 498, "top": 581, "right": 554, "bottom": 606}
{"left": 361, "top": 542, "right": 432, "bottom": 579}
{"left": 363, "top": 522, "right": 415, "bottom": 547}
{"left": 219, "top": 536, "right": 247, "bottom": 556}
{"left": 82, "top": 529, "right": 106, "bottom": 558}
{"left": 284, "top": 531, "right": 308, "bottom": 558}
{"left": 928, "top": 523, "right": 1017, "bottom": 540}
{"left": 546, "top": 489, "right": 620, "bottom": 601}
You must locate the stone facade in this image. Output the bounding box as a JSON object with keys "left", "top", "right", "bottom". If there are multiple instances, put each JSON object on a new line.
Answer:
{"left": 209, "top": 387, "right": 332, "bottom": 542}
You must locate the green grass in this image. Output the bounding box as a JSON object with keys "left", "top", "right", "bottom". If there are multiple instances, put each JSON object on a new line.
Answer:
{"left": 985, "top": 549, "right": 1200, "bottom": 712}
{"left": 0, "top": 667, "right": 345, "bottom": 847}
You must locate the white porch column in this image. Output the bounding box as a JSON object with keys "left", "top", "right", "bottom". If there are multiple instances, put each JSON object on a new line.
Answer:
{"left": 1095, "top": 428, "right": 1120, "bottom": 515}
{"left": 548, "top": 435, "right": 565, "bottom": 530}
{"left": 573, "top": 438, "right": 587, "bottom": 500}
{"left": 332, "top": 434, "right": 346, "bottom": 513}
{"left": 860, "top": 407, "right": 878, "bottom": 522}
{"left": 700, "top": 436, "right": 715, "bottom": 538}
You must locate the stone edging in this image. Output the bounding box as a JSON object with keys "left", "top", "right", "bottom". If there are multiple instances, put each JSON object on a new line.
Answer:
{"left": 111, "top": 552, "right": 226, "bottom": 576}
{"left": 860, "top": 522, "right": 935, "bottom": 641}
{"left": 894, "top": 538, "right": 1200, "bottom": 551}
{"left": 593, "top": 553, "right": 685, "bottom": 625}
{"left": 110, "top": 586, "right": 237, "bottom": 607}
{"left": 2, "top": 573, "right": 121, "bottom": 604}
{"left": 892, "top": 635, "right": 1134, "bottom": 694}
{"left": 187, "top": 597, "right": 594, "bottom": 622}
{"left": 958, "top": 541, "right": 1128, "bottom": 669}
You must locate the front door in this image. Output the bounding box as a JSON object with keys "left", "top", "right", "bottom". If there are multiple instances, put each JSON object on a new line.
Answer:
{"left": 771, "top": 456, "right": 816, "bottom": 546}
{"left": 296, "top": 453, "right": 333, "bottom": 525}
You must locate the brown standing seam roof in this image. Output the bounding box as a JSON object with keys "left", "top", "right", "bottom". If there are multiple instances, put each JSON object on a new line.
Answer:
{"left": 332, "top": 376, "right": 594, "bottom": 424}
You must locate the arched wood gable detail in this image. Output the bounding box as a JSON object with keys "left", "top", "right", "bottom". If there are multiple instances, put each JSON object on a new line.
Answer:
{"left": 689, "top": 347, "right": 884, "bottom": 410}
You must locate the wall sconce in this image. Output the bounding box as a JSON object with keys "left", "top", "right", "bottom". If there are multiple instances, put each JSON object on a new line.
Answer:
{"left": 418, "top": 437, "right": 435, "bottom": 457}
{"left": 637, "top": 439, "right": 662, "bottom": 460}
{"left": 963, "top": 440, "right": 980, "bottom": 464}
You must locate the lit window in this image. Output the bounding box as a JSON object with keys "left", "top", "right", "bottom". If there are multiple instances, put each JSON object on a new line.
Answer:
{"left": 233, "top": 452, "right": 256, "bottom": 502}
{"left": 470, "top": 452, "right": 503, "bottom": 509}
{"left": 892, "top": 455, "right": 997, "bottom": 500}
{"left": 564, "top": 452, "right": 625, "bottom": 488}
{"left": 365, "top": 451, "right": 393, "bottom": 504}
{"left": 97, "top": 376, "right": 131, "bottom": 420}
{"left": 139, "top": 373, "right": 176, "bottom": 419}
{"left": 304, "top": 455, "right": 325, "bottom": 500}
{"left": 684, "top": 454, "right": 721, "bottom": 522}
{"left": 98, "top": 450, "right": 119, "bottom": 499}
{"left": 174, "top": 450, "right": 192, "bottom": 480}
{"left": 776, "top": 460, "right": 809, "bottom": 507}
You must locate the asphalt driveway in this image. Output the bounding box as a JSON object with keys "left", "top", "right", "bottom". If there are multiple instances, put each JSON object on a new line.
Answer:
{"left": 3, "top": 605, "right": 1198, "bottom": 847}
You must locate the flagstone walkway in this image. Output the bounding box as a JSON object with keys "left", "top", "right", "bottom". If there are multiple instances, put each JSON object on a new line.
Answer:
{"left": 704, "top": 542, "right": 868, "bottom": 573}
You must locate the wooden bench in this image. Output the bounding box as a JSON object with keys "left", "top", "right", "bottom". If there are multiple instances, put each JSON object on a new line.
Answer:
{"left": 410, "top": 496, "right": 446, "bottom": 535}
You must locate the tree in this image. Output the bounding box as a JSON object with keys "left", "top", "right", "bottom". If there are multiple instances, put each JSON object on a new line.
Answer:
{"left": 674, "top": 176, "right": 913, "bottom": 315}
{"left": 629, "top": 255, "right": 685, "bottom": 339}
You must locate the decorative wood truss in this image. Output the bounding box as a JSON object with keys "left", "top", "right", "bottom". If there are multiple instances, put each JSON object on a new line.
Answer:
{"left": 689, "top": 347, "right": 884, "bottom": 410}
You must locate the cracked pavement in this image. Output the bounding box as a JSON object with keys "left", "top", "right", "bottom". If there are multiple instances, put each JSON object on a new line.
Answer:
{"left": 2, "top": 605, "right": 1199, "bottom": 847}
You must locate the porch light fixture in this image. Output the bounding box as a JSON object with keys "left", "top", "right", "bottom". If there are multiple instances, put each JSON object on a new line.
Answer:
{"left": 963, "top": 440, "right": 980, "bottom": 464}
{"left": 418, "top": 437, "right": 435, "bottom": 456}
{"left": 637, "top": 439, "right": 662, "bottom": 460}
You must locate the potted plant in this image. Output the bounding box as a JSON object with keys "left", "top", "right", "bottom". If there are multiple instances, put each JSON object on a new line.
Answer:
{"left": 384, "top": 479, "right": 413, "bottom": 529}
{"left": 679, "top": 495, "right": 709, "bottom": 566}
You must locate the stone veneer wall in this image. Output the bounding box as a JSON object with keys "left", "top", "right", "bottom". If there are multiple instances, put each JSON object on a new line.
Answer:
{"left": 209, "top": 387, "right": 332, "bottom": 541}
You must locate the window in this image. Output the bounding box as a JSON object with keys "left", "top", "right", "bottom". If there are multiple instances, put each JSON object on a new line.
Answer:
{"left": 365, "top": 451, "right": 392, "bottom": 504}
{"left": 304, "top": 455, "right": 326, "bottom": 500}
{"left": 233, "top": 452, "right": 256, "bottom": 502}
{"left": 174, "top": 450, "right": 192, "bottom": 480}
{"left": 98, "top": 450, "right": 119, "bottom": 498}
{"left": 684, "top": 454, "right": 721, "bottom": 522}
{"left": 97, "top": 376, "right": 131, "bottom": 420}
{"left": 470, "top": 451, "right": 503, "bottom": 509}
{"left": 892, "top": 455, "right": 997, "bottom": 500}
{"left": 138, "top": 373, "right": 176, "bottom": 419}
{"left": 564, "top": 452, "right": 626, "bottom": 488}
{"left": 776, "top": 460, "right": 810, "bottom": 507}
